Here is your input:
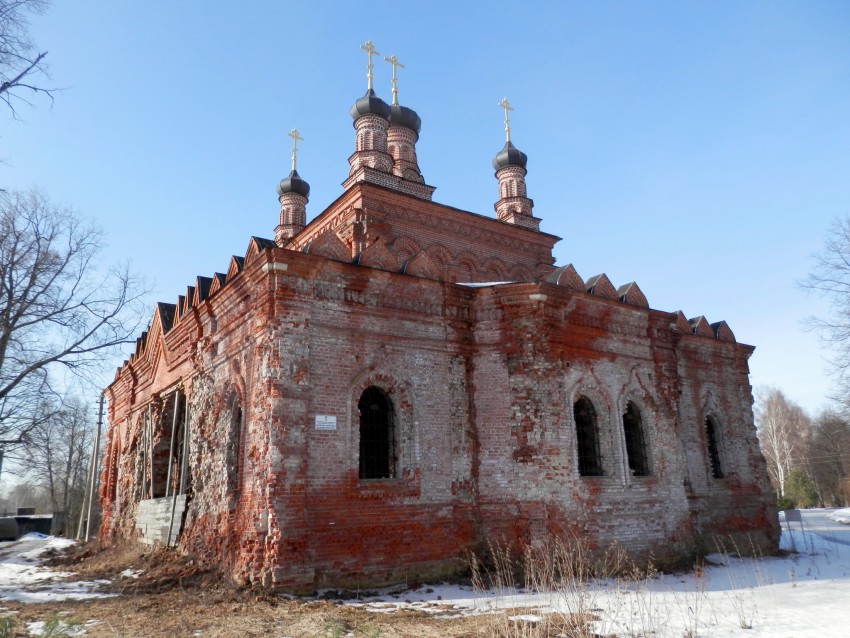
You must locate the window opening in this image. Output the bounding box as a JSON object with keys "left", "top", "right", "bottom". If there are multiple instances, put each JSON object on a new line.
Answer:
{"left": 623, "top": 401, "right": 650, "bottom": 477}
{"left": 705, "top": 416, "right": 724, "bottom": 478}
{"left": 148, "top": 390, "right": 192, "bottom": 499}
{"left": 150, "top": 398, "right": 174, "bottom": 498}
{"left": 226, "top": 398, "right": 242, "bottom": 494}
{"left": 574, "top": 396, "right": 604, "bottom": 476}
{"left": 358, "top": 386, "right": 395, "bottom": 479}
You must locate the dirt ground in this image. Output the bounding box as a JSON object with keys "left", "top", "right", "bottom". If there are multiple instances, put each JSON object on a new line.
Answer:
{"left": 0, "top": 542, "right": 503, "bottom": 638}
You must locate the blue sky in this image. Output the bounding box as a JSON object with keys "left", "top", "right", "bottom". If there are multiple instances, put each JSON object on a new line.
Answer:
{"left": 3, "top": 1, "right": 849, "bottom": 416}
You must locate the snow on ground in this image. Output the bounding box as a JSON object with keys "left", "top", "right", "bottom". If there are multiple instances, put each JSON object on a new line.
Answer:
{"left": 828, "top": 508, "right": 850, "bottom": 525}
{"left": 341, "top": 508, "right": 850, "bottom": 637}
{"left": 0, "top": 534, "right": 113, "bottom": 603}
{"left": 1, "top": 510, "right": 849, "bottom": 636}
{"left": 25, "top": 618, "right": 91, "bottom": 637}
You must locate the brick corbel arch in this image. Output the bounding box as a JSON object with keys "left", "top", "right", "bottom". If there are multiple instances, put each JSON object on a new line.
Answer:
{"left": 425, "top": 244, "right": 452, "bottom": 280}
{"left": 482, "top": 257, "right": 509, "bottom": 281}
{"left": 454, "top": 251, "right": 481, "bottom": 283}
{"left": 509, "top": 264, "right": 533, "bottom": 282}
{"left": 390, "top": 236, "right": 422, "bottom": 266}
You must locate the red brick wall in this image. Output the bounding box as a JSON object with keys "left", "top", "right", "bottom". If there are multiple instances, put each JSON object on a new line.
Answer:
{"left": 100, "top": 236, "right": 777, "bottom": 589}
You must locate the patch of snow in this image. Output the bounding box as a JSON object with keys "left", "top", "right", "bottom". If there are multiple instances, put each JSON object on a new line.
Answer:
{"left": 827, "top": 508, "right": 850, "bottom": 525}
{"left": 26, "top": 619, "right": 86, "bottom": 636}
{"left": 18, "top": 532, "right": 50, "bottom": 540}
{"left": 119, "top": 568, "right": 143, "bottom": 579}
{"left": 339, "top": 508, "right": 850, "bottom": 637}
{"left": 0, "top": 536, "right": 114, "bottom": 603}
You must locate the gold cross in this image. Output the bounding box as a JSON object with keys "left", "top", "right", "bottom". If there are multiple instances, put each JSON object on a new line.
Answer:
{"left": 384, "top": 54, "right": 405, "bottom": 105}
{"left": 288, "top": 128, "right": 303, "bottom": 171}
{"left": 498, "top": 97, "right": 513, "bottom": 142}
{"left": 360, "top": 40, "right": 380, "bottom": 91}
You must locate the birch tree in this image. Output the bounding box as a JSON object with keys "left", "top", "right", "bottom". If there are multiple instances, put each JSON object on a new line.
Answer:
{"left": 755, "top": 387, "right": 811, "bottom": 498}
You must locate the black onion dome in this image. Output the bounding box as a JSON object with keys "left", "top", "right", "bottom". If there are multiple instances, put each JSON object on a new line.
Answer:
{"left": 389, "top": 103, "right": 421, "bottom": 134}
{"left": 277, "top": 169, "right": 310, "bottom": 199}
{"left": 350, "top": 89, "right": 391, "bottom": 120}
{"left": 492, "top": 141, "right": 528, "bottom": 171}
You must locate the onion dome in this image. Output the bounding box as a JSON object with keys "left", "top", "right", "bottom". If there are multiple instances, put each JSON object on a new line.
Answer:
{"left": 276, "top": 169, "right": 310, "bottom": 199}
{"left": 350, "top": 89, "right": 391, "bottom": 120}
{"left": 389, "top": 103, "right": 421, "bottom": 134}
{"left": 492, "top": 141, "right": 528, "bottom": 171}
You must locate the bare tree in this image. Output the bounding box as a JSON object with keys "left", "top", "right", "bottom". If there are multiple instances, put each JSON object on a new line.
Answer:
{"left": 802, "top": 215, "right": 850, "bottom": 403}
{"left": 0, "top": 0, "right": 53, "bottom": 116}
{"left": 0, "top": 189, "right": 144, "bottom": 479}
{"left": 806, "top": 410, "right": 850, "bottom": 507}
{"left": 0, "top": 478, "right": 46, "bottom": 514}
{"left": 755, "top": 387, "right": 811, "bottom": 498}
{"left": 18, "top": 397, "right": 92, "bottom": 530}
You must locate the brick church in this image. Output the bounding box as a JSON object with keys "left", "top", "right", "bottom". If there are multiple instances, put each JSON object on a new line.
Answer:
{"left": 99, "top": 43, "right": 778, "bottom": 589}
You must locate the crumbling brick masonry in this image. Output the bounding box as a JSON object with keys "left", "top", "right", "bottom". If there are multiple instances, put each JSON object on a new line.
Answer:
{"left": 99, "top": 80, "right": 778, "bottom": 590}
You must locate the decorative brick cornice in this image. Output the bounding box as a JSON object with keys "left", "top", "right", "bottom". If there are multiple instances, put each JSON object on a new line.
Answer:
{"left": 342, "top": 165, "right": 436, "bottom": 201}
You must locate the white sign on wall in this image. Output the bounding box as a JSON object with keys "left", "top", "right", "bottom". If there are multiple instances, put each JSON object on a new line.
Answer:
{"left": 314, "top": 414, "right": 337, "bottom": 431}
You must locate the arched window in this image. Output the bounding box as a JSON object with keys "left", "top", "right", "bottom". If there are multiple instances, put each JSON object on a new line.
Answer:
{"left": 622, "top": 401, "right": 650, "bottom": 477}
{"left": 574, "top": 396, "right": 603, "bottom": 476}
{"left": 358, "top": 386, "right": 395, "bottom": 479}
{"left": 705, "top": 416, "right": 724, "bottom": 479}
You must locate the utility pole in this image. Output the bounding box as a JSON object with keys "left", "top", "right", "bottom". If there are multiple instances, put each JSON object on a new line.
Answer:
{"left": 77, "top": 393, "right": 104, "bottom": 541}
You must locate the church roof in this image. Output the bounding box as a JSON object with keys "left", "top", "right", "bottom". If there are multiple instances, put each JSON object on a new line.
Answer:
{"left": 492, "top": 141, "right": 528, "bottom": 170}
{"left": 350, "top": 89, "right": 391, "bottom": 120}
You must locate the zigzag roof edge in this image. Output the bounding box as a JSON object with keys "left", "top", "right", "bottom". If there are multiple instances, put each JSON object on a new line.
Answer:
{"left": 710, "top": 320, "right": 736, "bottom": 343}
{"left": 617, "top": 281, "right": 649, "bottom": 308}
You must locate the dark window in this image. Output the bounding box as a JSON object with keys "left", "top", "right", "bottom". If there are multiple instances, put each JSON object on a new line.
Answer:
{"left": 359, "top": 386, "right": 395, "bottom": 479}
{"left": 574, "top": 396, "right": 603, "bottom": 476}
{"left": 227, "top": 399, "right": 242, "bottom": 494}
{"left": 705, "top": 416, "right": 724, "bottom": 478}
{"left": 623, "top": 401, "right": 650, "bottom": 477}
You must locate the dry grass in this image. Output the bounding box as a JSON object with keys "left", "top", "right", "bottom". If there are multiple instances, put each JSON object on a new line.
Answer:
{"left": 3, "top": 534, "right": 766, "bottom": 638}
{"left": 468, "top": 537, "right": 634, "bottom": 638}
{"left": 2, "top": 541, "right": 490, "bottom": 637}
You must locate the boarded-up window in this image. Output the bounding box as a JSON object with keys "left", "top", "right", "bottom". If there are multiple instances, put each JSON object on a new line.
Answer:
{"left": 623, "top": 401, "right": 650, "bottom": 477}
{"left": 574, "top": 396, "right": 603, "bottom": 476}
{"left": 358, "top": 386, "right": 395, "bottom": 479}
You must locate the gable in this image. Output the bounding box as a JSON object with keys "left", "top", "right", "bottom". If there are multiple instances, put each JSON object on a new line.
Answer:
{"left": 548, "top": 264, "right": 584, "bottom": 291}
{"left": 585, "top": 273, "right": 618, "bottom": 299}
{"left": 357, "top": 239, "right": 398, "bottom": 272}
{"left": 305, "top": 230, "right": 351, "bottom": 263}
